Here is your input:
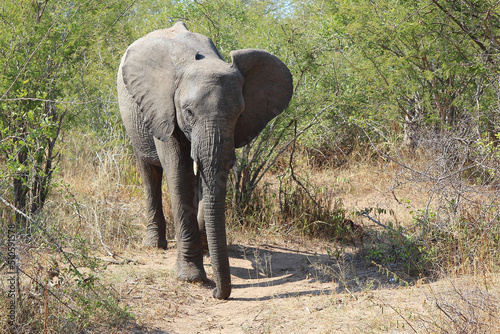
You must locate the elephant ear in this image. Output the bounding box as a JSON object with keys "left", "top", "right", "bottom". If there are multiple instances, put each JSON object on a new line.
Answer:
{"left": 122, "top": 37, "right": 197, "bottom": 142}
{"left": 230, "top": 49, "right": 293, "bottom": 148}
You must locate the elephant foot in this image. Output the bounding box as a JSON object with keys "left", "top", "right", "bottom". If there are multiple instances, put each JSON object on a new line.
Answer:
{"left": 176, "top": 257, "right": 207, "bottom": 282}
{"left": 142, "top": 231, "right": 167, "bottom": 249}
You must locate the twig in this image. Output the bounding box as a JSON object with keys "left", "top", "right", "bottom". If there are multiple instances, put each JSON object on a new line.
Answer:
{"left": 0, "top": 195, "right": 114, "bottom": 303}
{"left": 358, "top": 209, "right": 389, "bottom": 229}
{"left": 13, "top": 263, "right": 80, "bottom": 316}
{"left": 0, "top": 195, "right": 81, "bottom": 274}
{"left": 1, "top": 97, "right": 103, "bottom": 104}
{"left": 383, "top": 300, "right": 419, "bottom": 333}
{"left": 252, "top": 103, "right": 331, "bottom": 188}
{"left": 98, "top": 256, "right": 142, "bottom": 265}
{"left": 44, "top": 278, "right": 48, "bottom": 334}
{"left": 65, "top": 186, "right": 115, "bottom": 257}
{"left": 253, "top": 307, "right": 265, "bottom": 321}
{"left": 420, "top": 194, "right": 434, "bottom": 248}
{"left": 110, "top": 0, "right": 138, "bottom": 28}
{"left": 289, "top": 118, "right": 323, "bottom": 209}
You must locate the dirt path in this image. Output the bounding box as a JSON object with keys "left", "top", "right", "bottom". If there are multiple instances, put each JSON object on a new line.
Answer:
{"left": 102, "top": 237, "right": 487, "bottom": 334}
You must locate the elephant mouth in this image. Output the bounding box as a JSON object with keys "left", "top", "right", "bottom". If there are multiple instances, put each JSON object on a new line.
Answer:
{"left": 190, "top": 153, "right": 236, "bottom": 180}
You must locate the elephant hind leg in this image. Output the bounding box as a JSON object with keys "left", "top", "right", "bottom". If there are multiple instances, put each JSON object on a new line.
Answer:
{"left": 137, "top": 158, "right": 168, "bottom": 249}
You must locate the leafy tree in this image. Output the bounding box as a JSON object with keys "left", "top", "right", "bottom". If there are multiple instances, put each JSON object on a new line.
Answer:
{"left": 3, "top": 0, "right": 496, "bottom": 227}
{"left": 0, "top": 0, "right": 131, "bottom": 226}
{"left": 299, "top": 0, "right": 500, "bottom": 146}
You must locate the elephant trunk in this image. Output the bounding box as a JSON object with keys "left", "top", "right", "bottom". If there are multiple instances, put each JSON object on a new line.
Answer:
{"left": 194, "top": 124, "right": 233, "bottom": 299}
{"left": 203, "top": 188, "right": 231, "bottom": 299}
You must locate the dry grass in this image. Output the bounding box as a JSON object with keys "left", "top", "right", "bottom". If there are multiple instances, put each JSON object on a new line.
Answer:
{"left": 55, "top": 133, "right": 149, "bottom": 250}
{"left": 45, "top": 132, "right": 180, "bottom": 254}
{"left": 2, "top": 129, "right": 500, "bottom": 332}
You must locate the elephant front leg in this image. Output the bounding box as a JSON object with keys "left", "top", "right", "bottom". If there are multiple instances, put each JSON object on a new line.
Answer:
{"left": 137, "top": 159, "right": 168, "bottom": 249}
{"left": 169, "top": 178, "right": 207, "bottom": 282}
{"left": 156, "top": 135, "right": 207, "bottom": 283}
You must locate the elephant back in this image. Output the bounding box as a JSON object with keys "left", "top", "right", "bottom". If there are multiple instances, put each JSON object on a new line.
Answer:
{"left": 143, "top": 22, "right": 224, "bottom": 61}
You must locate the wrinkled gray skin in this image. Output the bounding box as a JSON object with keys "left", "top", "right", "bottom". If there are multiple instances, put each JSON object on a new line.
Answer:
{"left": 117, "top": 22, "right": 293, "bottom": 299}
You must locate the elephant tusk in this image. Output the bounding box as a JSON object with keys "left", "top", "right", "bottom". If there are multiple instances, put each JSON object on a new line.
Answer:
{"left": 193, "top": 160, "right": 198, "bottom": 176}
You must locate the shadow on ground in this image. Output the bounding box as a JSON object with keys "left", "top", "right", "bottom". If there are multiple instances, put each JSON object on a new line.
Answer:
{"left": 226, "top": 243, "right": 412, "bottom": 301}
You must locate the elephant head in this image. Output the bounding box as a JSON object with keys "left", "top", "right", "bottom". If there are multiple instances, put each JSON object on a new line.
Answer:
{"left": 120, "top": 22, "right": 293, "bottom": 299}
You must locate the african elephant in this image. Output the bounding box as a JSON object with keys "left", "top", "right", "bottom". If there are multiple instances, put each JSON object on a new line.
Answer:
{"left": 117, "top": 22, "right": 293, "bottom": 299}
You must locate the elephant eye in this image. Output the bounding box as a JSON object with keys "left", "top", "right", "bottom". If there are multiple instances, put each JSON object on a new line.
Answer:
{"left": 185, "top": 108, "right": 194, "bottom": 118}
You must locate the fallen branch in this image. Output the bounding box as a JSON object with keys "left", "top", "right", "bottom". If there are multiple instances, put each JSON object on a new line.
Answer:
{"left": 358, "top": 209, "right": 389, "bottom": 229}
{"left": 98, "top": 256, "right": 142, "bottom": 265}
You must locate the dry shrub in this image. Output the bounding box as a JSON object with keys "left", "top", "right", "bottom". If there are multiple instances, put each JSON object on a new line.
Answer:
{"left": 349, "top": 121, "right": 500, "bottom": 331}
{"left": 301, "top": 142, "right": 352, "bottom": 169}
{"left": 423, "top": 203, "right": 500, "bottom": 276}
{"left": 299, "top": 119, "right": 365, "bottom": 169}
{"left": 53, "top": 131, "right": 166, "bottom": 250}
{"left": 227, "top": 166, "right": 363, "bottom": 243}
{"left": 0, "top": 131, "right": 144, "bottom": 333}
{"left": 372, "top": 119, "right": 500, "bottom": 273}
{"left": 277, "top": 171, "right": 361, "bottom": 242}
{"left": 418, "top": 277, "right": 500, "bottom": 333}
{"left": 0, "top": 226, "right": 132, "bottom": 333}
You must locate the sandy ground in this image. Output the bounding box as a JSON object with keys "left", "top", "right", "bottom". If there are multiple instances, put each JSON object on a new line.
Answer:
{"left": 87, "top": 160, "right": 500, "bottom": 333}
{"left": 101, "top": 235, "right": 499, "bottom": 334}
